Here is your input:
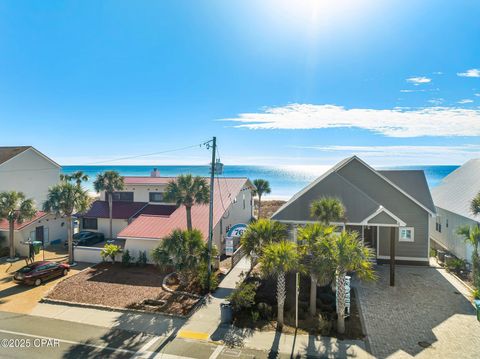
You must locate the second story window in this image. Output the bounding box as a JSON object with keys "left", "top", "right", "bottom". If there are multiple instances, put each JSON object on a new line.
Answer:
{"left": 435, "top": 216, "right": 442, "bottom": 232}
{"left": 112, "top": 192, "right": 134, "bottom": 202}
{"left": 149, "top": 192, "right": 164, "bottom": 203}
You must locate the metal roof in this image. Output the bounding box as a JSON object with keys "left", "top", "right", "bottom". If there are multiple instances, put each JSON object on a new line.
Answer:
{"left": 431, "top": 158, "right": 480, "bottom": 221}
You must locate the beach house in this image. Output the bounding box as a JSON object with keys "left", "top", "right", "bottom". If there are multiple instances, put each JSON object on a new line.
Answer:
{"left": 272, "top": 156, "right": 436, "bottom": 269}
{"left": 76, "top": 172, "right": 255, "bottom": 262}
{"left": 429, "top": 159, "right": 480, "bottom": 262}
{"left": 0, "top": 146, "right": 67, "bottom": 256}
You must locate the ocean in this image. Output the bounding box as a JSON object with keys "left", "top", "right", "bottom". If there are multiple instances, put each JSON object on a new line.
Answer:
{"left": 62, "top": 165, "right": 459, "bottom": 200}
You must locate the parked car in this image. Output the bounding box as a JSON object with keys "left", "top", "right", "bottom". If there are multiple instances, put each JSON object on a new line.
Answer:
{"left": 13, "top": 261, "right": 70, "bottom": 286}
{"left": 64, "top": 231, "right": 105, "bottom": 247}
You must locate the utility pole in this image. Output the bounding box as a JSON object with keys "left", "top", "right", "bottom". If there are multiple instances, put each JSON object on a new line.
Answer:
{"left": 206, "top": 136, "right": 216, "bottom": 292}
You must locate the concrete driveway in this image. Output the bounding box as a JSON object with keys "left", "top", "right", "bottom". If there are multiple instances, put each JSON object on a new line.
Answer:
{"left": 354, "top": 264, "right": 480, "bottom": 359}
{"left": 0, "top": 247, "right": 89, "bottom": 314}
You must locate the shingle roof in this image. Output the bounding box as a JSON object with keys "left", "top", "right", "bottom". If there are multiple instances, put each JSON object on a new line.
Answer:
{"left": 78, "top": 201, "right": 149, "bottom": 220}
{"left": 118, "top": 178, "right": 251, "bottom": 240}
{"left": 431, "top": 158, "right": 480, "bottom": 221}
{"left": 0, "top": 211, "right": 48, "bottom": 231}
{"left": 378, "top": 170, "right": 436, "bottom": 214}
{"left": 0, "top": 146, "right": 31, "bottom": 165}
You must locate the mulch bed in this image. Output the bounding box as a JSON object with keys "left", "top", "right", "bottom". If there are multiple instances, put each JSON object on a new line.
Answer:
{"left": 46, "top": 262, "right": 200, "bottom": 316}
{"left": 232, "top": 273, "right": 365, "bottom": 339}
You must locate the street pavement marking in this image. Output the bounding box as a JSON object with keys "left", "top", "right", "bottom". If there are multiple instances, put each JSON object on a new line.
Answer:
{"left": 208, "top": 344, "right": 224, "bottom": 359}
{"left": 177, "top": 330, "right": 210, "bottom": 341}
{"left": 0, "top": 328, "right": 194, "bottom": 359}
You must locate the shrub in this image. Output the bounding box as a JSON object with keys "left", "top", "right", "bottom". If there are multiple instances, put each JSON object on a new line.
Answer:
{"left": 136, "top": 251, "right": 148, "bottom": 267}
{"left": 251, "top": 310, "right": 260, "bottom": 322}
{"left": 100, "top": 244, "right": 121, "bottom": 264}
{"left": 446, "top": 258, "right": 466, "bottom": 273}
{"left": 227, "top": 281, "right": 258, "bottom": 313}
{"left": 472, "top": 288, "right": 479, "bottom": 299}
{"left": 257, "top": 302, "right": 272, "bottom": 320}
{"left": 197, "top": 263, "right": 219, "bottom": 292}
{"left": 429, "top": 248, "right": 437, "bottom": 258}
{"left": 121, "top": 250, "right": 134, "bottom": 266}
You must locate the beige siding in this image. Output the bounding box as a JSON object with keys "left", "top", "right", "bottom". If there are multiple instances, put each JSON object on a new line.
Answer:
{"left": 100, "top": 184, "right": 169, "bottom": 203}
{"left": 0, "top": 148, "right": 60, "bottom": 209}
{"left": 429, "top": 207, "right": 475, "bottom": 262}
{"left": 124, "top": 238, "right": 160, "bottom": 263}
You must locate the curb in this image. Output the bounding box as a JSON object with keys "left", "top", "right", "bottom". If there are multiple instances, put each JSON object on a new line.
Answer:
{"left": 352, "top": 286, "right": 372, "bottom": 355}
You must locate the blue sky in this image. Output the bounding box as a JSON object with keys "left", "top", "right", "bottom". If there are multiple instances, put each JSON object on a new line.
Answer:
{"left": 1, "top": 0, "right": 480, "bottom": 166}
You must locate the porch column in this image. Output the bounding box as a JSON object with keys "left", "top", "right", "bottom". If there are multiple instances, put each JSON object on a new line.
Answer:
{"left": 390, "top": 227, "right": 396, "bottom": 286}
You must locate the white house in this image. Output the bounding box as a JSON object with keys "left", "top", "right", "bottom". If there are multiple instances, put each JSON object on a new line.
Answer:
{"left": 0, "top": 146, "right": 61, "bottom": 208}
{"left": 0, "top": 146, "right": 66, "bottom": 256}
{"left": 430, "top": 159, "right": 480, "bottom": 262}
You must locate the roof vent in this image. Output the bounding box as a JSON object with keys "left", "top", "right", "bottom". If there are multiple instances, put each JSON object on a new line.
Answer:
{"left": 150, "top": 168, "right": 161, "bottom": 177}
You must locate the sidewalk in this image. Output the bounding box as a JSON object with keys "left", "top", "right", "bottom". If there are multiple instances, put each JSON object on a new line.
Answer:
{"left": 30, "top": 302, "right": 186, "bottom": 337}
{"left": 176, "top": 256, "right": 251, "bottom": 340}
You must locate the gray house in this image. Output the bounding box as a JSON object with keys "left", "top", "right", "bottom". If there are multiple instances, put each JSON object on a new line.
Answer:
{"left": 272, "top": 156, "right": 436, "bottom": 276}
{"left": 429, "top": 159, "right": 480, "bottom": 263}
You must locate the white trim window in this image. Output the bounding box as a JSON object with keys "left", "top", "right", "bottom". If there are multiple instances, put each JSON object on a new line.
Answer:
{"left": 399, "top": 227, "right": 414, "bottom": 242}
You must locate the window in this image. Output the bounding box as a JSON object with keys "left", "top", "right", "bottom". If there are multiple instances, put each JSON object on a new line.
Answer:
{"left": 446, "top": 219, "right": 448, "bottom": 228}
{"left": 399, "top": 227, "right": 414, "bottom": 242}
{"left": 243, "top": 194, "right": 246, "bottom": 209}
{"left": 435, "top": 216, "right": 442, "bottom": 232}
{"left": 111, "top": 192, "right": 134, "bottom": 202}
{"left": 83, "top": 218, "right": 98, "bottom": 230}
{"left": 149, "top": 192, "right": 164, "bottom": 203}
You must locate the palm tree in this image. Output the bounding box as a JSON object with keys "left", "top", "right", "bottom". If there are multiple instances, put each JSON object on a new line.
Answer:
{"left": 310, "top": 196, "right": 345, "bottom": 225}
{"left": 260, "top": 240, "right": 299, "bottom": 327}
{"left": 43, "top": 182, "right": 90, "bottom": 265}
{"left": 298, "top": 223, "right": 336, "bottom": 316}
{"left": 151, "top": 229, "right": 207, "bottom": 284}
{"left": 0, "top": 191, "right": 37, "bottom": 260}
{"left": 164, "top": 174, "right": 209, "bottom": 231}
{"left": 457, "top": 225, "right": 480, "bottom": 287}
{"left": 326, "top": 230, "right": 376, "bottom": 334}
{"left": 61, "top": 171, "right": 89, "bottom": 188}
{"left": 253, "top": 179, "right": 271, "bottom": 218}
{"left": 93, "top": 171, "right": 125, "bottom": 239}
{"left": 240, "top": 219, "right": 288, "bottom": 270}
{"left": 471, "top": 192, "right": 480, "bottom": 217}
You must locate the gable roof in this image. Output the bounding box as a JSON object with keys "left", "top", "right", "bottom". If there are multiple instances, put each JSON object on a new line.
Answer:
{"left": 0, "top": 211, "right": 49, "bottom": 231}
{"left": 0, "top": 146, "right": 61, "bottom": 168}
{"left": 431, "top": 158, "right": 480, "bottom": 222}
{"left": 378, "top": 170, "right": 435, "bottom": 213}
{"left": 272, "top": 156, "right": 434, "bottom": 222}
{"left": 118, "top": 177, "right": 251, "bottom": 240}
{"left": 0, "top": 146, "right": 31, "bottom": 165}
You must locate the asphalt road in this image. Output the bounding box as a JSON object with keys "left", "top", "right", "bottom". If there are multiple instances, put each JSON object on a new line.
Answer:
{"left": 0, "top": 312, "right": 291, "bottom": 359}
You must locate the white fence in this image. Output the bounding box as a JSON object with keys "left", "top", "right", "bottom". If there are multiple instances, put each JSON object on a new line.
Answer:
{"left": 74, "top": 246, "right": 121, "bottom": 264}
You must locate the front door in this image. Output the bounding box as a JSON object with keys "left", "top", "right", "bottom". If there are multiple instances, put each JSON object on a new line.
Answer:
{"left": 35, "top": 226, "right": 44, "bottom": 245}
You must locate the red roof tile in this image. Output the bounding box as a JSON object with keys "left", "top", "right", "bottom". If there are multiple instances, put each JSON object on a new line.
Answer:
{"left": 0, "top": 211, "right": 48, "bottom": 231}
{"left": 118, "top": 178, "right": 251, "bottom": 240}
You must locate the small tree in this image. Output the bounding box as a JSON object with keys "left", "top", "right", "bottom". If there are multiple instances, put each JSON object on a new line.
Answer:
{"left": 43, "top": 182, "right": 90, "bottom": 265}
{"left": 310, "top": 196, "right": 345, "bottom": 225}
{"left": 101, "top": 243, "right": 121, "bottom": 264}
{"left": 457, "top": 225, "right": 480, "bottom": 287}
{"left": 164, "top": 175, "right": 209, "bottom": 231}
{"left": 93, "top": 171, "right": 125, "bottom": 239}
{"left": 259, "top": 240, "right": 299, "bottom": 327}
{"left": 0, "top": 191, "right": 37, "bottom": 260}
{"left": 298, "top": 223, "right": 336, "bottom": 316}
{"left": 240, "top": 219, "right": 288, "bottom": 270}
{"left": 253, "top": 179, "right": 271, "bottom": 218}
{"left": 324, "top": 230, "right": 376, "bottom": 334}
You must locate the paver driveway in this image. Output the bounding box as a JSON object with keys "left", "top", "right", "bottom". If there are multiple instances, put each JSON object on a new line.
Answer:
{"left": 354, "top": 264, "right": 480, "bottom": 359}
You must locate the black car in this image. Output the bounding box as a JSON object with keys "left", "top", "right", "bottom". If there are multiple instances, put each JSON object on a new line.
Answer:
{"left": 64, "top": 231, "right": 105, "bottom": 247}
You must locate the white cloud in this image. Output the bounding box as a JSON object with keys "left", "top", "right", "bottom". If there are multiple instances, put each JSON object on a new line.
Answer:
{"left": 400, "top": 89, "right": 425, "bottom": 93}
{"left": 428, "top": 98, "right": 444, "bottom": 105}
{"left": 406, "top": 76, "right": 432, "bottom": 85}
{"left": 222, "top": 103, "right": 480, "bottom": 137}
{"left": 457, "top": 69, "right": 480, "bottom": 78}
{"left": 293, "top": 144, "right": 480, "bottom": 165}
{"left": 433, "top": 71, "right": 443, "bottom": 75}
{"left": 475, "top": 93, "right": 480, "bottom": 97}
{"left": 458, "top": 99, "right": 474, "bottom": 104}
